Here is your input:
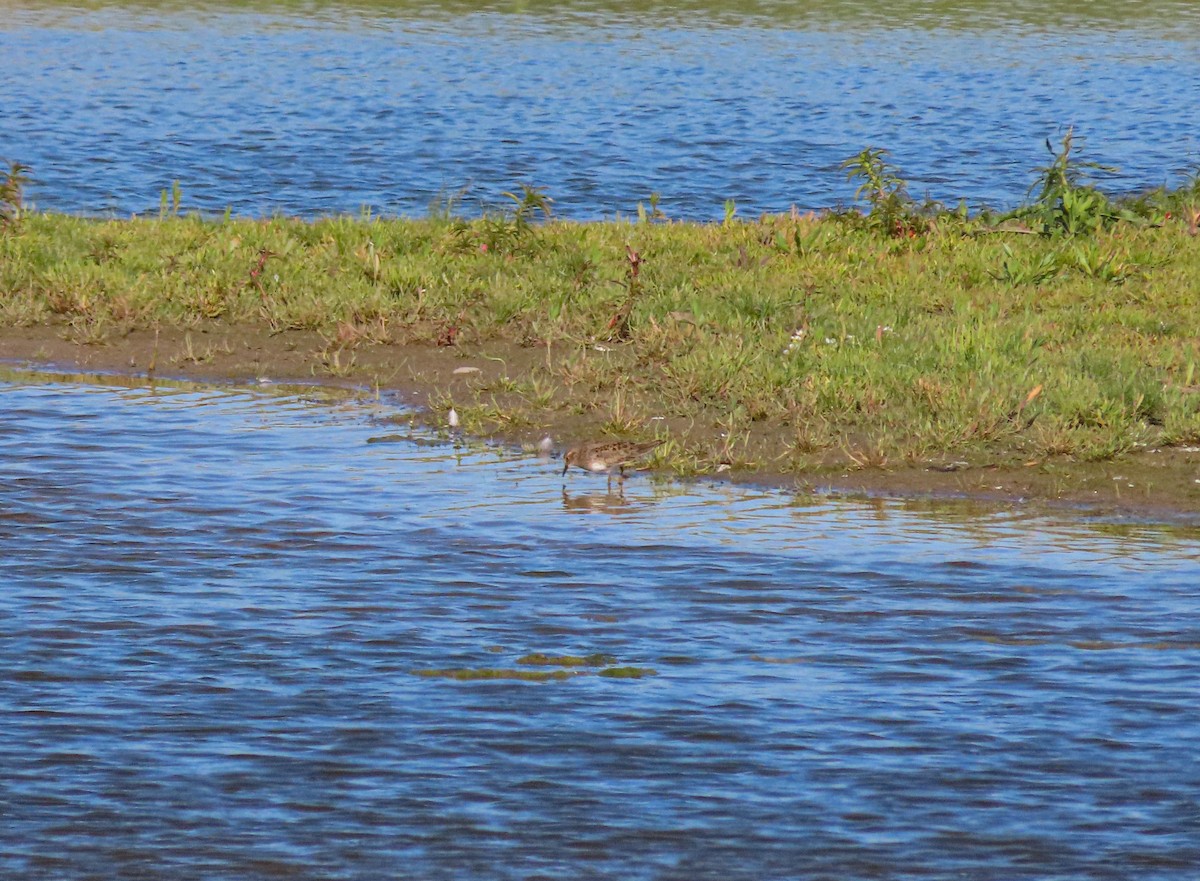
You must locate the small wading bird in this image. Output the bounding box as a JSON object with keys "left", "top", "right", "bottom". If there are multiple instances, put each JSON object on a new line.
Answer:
{"left": 562, "top": 440, "right": 662, "bottom": 488}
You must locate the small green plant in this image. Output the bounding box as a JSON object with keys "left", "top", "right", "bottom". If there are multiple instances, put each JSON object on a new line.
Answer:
{"left": 989, "top": 244, "right": 1060, "bottom": 286}
{"left": 781, "top": 221, "right": 830, "bottom": 256}
{"left": 637, "top": 192, "right": 666, "bottom": 223}
{"left": 1, "top": 161, "right": 31, "bottom": 230}
{"left": 1010, "top": 129, "right": 1145, "bottom": 236}
{"left": 159, "top": 180, "right": 182, "bottom": 219}
{"left": 1070, "top": 243, "right": 1134, "bottom": 283}
{"left": 502, "top": 183, "right": 554, "bottom": 228}
{"left": 65, "top": 311, "right": 114, "bottom": 346}
{"left": 427, "top": 183, "right": 470, "bottom": 221}
{"left": 604, "top": 245, "right": 643, "bottom": 341}
{"left": 840, "top": 148, "right": 927, "bottom": 237}
{"left": 315, "top": 342, "right": 356, "bottom": 377}
{"left": 723, "top": 198, "right": 738, "bottom": 226}
{"left": 453, "top": 184, "right": 553, "bottom": 254}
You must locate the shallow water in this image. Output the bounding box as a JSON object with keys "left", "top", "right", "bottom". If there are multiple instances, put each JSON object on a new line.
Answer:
{"left": 2, "top": 0, "right": 1199, "bottom": 218}
{"left": 1, "top": 370, "right": 1198, "bottom": 879}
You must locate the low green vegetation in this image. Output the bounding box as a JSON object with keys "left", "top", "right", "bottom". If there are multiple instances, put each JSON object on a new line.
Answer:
{"left": 3, "top": 135, "right": 1199, "bottom": 476}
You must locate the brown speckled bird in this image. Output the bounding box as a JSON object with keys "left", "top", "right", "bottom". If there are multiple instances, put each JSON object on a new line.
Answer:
{"left": 561, "top": 440, "right": 662, "bottom": 485}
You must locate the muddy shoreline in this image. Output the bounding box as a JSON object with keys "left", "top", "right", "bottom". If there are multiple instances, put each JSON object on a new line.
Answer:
{"left": 3, "top": 324, "right": 1199, "bottom": 522}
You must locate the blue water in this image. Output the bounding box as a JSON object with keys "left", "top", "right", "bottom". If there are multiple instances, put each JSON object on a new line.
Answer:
{"left": 2, "top": 1, "right": 1199, "bottom": 219}
{"left": 2, "top": 372, "right": 1198, "bottom": 879}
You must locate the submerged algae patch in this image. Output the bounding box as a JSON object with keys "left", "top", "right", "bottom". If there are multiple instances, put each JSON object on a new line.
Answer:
{"left": 415, "top": 651, "right": 658, "bottom": 682}
{"left": 414, "top": 667, "right": 583, "bottom": 682}
{"left": 597, "top": 666, "right": 657, "bottom": 679}
{"left": 516, "top": 652, "right": 617, "bottom": 667}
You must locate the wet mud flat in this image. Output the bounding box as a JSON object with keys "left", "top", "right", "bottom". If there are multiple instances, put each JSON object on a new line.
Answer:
{"left": 4, "top": 324, "right": 1198, "bottom": 520}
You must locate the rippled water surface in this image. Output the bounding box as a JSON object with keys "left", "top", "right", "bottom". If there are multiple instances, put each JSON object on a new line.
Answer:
{"left": 2, "top": 371, "right": 1199, "bottom": 879}
{"left": 2, "top": 0, "right": 1200, "bottom": 218}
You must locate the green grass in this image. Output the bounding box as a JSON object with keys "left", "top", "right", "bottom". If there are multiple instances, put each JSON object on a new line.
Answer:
{"left": 3, "top": 156, "right": 1199, "bottom": 475}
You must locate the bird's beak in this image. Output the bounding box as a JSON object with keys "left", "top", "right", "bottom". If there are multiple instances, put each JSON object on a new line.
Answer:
{"left": 561, "top": 460, "right": 569, "bottom": 476}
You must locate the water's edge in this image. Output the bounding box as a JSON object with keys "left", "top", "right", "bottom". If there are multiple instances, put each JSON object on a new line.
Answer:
{"left": 4, "top": 341, "right": 1199, "bottom": 526}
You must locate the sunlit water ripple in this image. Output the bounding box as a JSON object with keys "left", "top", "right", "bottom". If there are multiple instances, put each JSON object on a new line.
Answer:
{"left": 1, "top": 372, "right": 1198, "bottom": 879}
{"left": 2, "top": 1, "right": 1199, "bottom": 218}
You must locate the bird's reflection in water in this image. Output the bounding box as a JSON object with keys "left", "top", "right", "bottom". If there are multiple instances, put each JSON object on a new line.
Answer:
{"left": 561, "top": 486, "right": 644, "bottom": 515}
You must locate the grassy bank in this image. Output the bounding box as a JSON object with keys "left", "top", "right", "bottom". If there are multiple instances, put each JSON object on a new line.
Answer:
{"left": 2, "top": 145, "right": 1200, "bottom": 484}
